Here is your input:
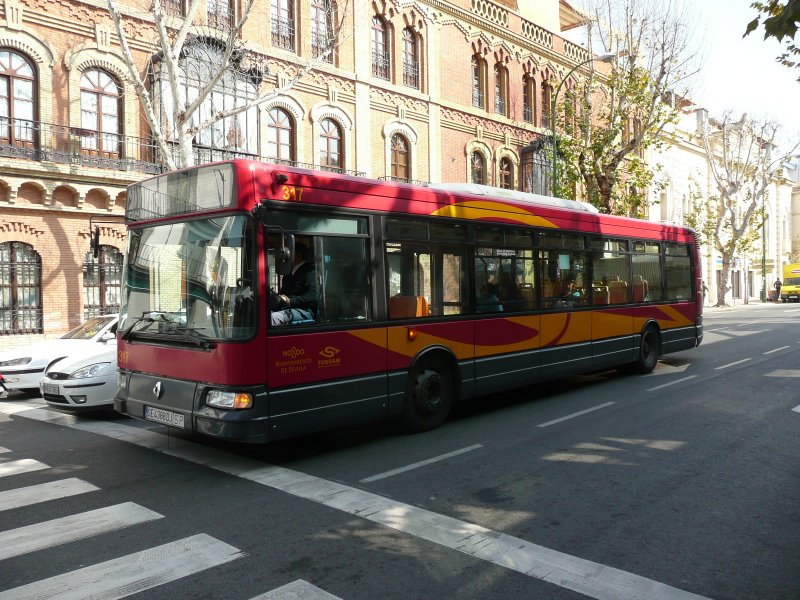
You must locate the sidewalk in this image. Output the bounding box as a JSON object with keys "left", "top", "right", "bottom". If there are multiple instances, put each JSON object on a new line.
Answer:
{"left": 704, "top": 300, "right": 788, "bottom": 312}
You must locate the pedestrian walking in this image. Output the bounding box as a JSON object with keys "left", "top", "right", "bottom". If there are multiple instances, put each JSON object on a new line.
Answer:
{"left": 774, "top": 278, "right": 782, "bottom": 302}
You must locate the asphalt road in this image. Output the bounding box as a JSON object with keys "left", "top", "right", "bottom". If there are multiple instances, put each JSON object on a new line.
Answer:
{"left": 1, "top": 301, "right": 798, "bottom": 600}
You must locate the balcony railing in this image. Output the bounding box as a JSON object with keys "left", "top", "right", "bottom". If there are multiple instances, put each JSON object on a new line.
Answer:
{"left": 0, "top": 118, "right": 164, "bottom": 174}
{"left": 472, "top": 89, "right": 485, "bottom": 109}
{"left": 494, "top": 95, "right": 506, "bottom": 116}
{"left": 271, "top": 17, "right": 295, "bottom": 51}
{"left": 372, "top": 49, "right": 390, "bottom": 80}
{"left": 311, "top": 31, "right": 334, "bottom": 62}
{"left": 403, "top": 61, "right": 419, "bottom": 88}
{"left": 0, "top": 117, "right": 369, "bottom": 178}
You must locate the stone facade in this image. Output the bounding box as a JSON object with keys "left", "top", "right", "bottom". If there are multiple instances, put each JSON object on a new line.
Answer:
{"left": 0, "top": 0, "right": 593, "bottom": 350}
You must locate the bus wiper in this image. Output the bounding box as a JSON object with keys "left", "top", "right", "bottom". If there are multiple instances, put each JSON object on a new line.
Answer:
{"left": 120, "top": 311, "right": 179, "bottom": 341}
{"left": 164, "top": 325, "right": 215, "bottom": 350}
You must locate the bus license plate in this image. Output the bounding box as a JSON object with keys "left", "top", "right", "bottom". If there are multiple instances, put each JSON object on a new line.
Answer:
{"left": 41, "top": 383, "right": 59, "bottom": 395}
{"left": 144, "top": 406, "right": 185, "bottom": 428}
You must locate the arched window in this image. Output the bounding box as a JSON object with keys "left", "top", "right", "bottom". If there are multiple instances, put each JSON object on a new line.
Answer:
{"left": 523, "top": 75, "right": 535, "bottom": 124}
{"left": 0, "top": 49, "right": 35, "bottom": 148}
{"left": 0, "top": 242, "right": 42, "bottom": 334}
{"left": 80, "top": 69, "right": 121, "bottom": 158}
{"left": 499, "top": 157, "right": 513, "bottom": 189}
{"left": 541, "top": 80, "right": 552, "bottom": 128}
{"left": 271, "top": 0, "right": 296, "bottom": 51}
{"left": 208, "top": 0, "right": 234, "bottom": 29}
{"left": 83, "top": 245, "right": 123, "bottom": 320}
{"left": 371, "top": 16, "right": 390, "bottom": 80}
{"left": 311, "top": 0, "right": 335, "bottom": 63}
{"left": 319, "top": 118, "right": 342, "bottom": 171}
{"left": 391, "top": 133, "right": 409, "bottom": 181}
{"left": 493, "top": 63, "right": 507, "bottom": 116}
{"left": 471, "top": 56, "right": 485, "bottom": 109}
{"left": 470, "top": 151, "right": 486, "bottom": 185}
{"left": 168, "top": 41, "right": 260, "bottom": 162}
{"left": 402, "top": 28, "right": 419, "bottom": 89}
{"left": 267, "top": 107, "right": 295, "bottom": 163}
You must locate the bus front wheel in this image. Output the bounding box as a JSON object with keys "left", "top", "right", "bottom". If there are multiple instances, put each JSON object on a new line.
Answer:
{"left": 403, "top": 360, "right": 453, "bottom": 433}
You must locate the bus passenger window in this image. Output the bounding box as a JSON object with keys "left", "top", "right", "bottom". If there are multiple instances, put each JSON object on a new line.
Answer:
{"left": 475, "top": 246, "right": 534, "bottom": 313}
{"left": 386, "top": 242, "right": 431, "bottom": 319}
{"left": 591, "top": 239, "right": 629, "bottom": 305}
{"left": 664, "top": 243, "right": 691, "bottom": 301}
{"left": 319, "top": 237, "right": 371, "bottom": 323}
{"left": 632, "top": 242, "right": 663, "bottom": 302}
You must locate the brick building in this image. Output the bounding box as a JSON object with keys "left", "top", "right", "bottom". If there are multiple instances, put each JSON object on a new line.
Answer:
{"left": 0, "top": 0, "right": 593, "bottom": 351}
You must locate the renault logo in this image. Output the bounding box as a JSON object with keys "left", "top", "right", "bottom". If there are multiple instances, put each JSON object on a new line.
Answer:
{"left": 153, "top": 381, "right": 163, "bottom": 399}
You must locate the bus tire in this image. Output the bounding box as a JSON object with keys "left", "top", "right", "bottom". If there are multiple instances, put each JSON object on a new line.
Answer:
{"left": 629, "top": 326, "right": 661, "bottom": 374}
{"left": 403, "top": 360, "right": 453, "bottom": 433}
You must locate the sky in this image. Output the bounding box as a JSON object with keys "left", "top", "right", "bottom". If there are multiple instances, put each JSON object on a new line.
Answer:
{"left": 695, "top": 0, "right": 800, "bottom": 143}
{"left": 564, "top": 0, "right": 800, "bottom": 148}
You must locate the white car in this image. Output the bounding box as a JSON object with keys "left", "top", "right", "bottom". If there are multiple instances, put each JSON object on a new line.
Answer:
{"left": 0, "top": 315, "right": 118, "bottom": 394}
{"left": 40, "top": 342, "right": 118, "bottom": 410}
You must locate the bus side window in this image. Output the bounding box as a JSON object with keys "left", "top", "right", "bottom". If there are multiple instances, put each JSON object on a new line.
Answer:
{"left": 319, "top": 237, "right": 371, "bottom": 323}
{"left": 385, "top": 241, "right": 432, "bottom": 319}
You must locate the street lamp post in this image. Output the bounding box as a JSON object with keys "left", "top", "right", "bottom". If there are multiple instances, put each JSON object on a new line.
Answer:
{"left": 551, "top": 52, "right": 615, "bottom": 197}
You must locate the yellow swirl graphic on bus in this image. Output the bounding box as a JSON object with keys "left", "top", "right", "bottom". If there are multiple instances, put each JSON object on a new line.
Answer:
{"left": 431, "top": 200, "right": 557, "bottom": 228}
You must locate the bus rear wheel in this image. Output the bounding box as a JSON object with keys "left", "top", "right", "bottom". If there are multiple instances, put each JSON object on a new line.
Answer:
{"left": 629, "top": 326, "right": 661, "bottom": 374}
{"left": 403, "top": 360, "right": 453, "bottom": 433}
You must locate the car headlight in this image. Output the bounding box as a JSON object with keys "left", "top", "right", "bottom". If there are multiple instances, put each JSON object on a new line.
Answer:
{"left": 0, "top": 356, "right": 32, "bottom": 367}
{"left": 70, "top": 362, "right": 111, "bottom": 379}
{"left": 206, "top": 390, "right": 252, "bottom": 409}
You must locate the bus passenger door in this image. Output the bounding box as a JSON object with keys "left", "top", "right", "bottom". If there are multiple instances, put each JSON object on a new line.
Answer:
{"left": 385, "top": 243, "right": 474, "bottom": 410}
{"left": 265, "top": 229, "right": 389, "bottom": 440}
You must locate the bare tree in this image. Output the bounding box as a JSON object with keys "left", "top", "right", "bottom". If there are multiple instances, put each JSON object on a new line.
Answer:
{"left": 687, "top": 113, "right": 798, "bottom": 306}
{"left": 559, "top": 0, "right": 700, "bottom": 215}
{"left": 106, "top": 0, "right": 349, "bottom": 170}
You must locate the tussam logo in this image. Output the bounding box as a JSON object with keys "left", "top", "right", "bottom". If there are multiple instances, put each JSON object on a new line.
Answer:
{"left": 282, "top": 346, "right": 305, "bottom": 359}
{"left": 318, "top": 346, "right": 340, "bottom": 358}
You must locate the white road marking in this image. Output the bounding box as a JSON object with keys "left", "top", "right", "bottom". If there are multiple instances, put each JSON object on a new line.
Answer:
{"left": 0, "top": 534, "right": 244, "bottom": 600}
{"left": 765, "top": 370, "right": 800, "bottom": 377}
{"left": 763, "top": 346, "right": 791, "bottom": 354}
{"left": 0, "top": 404, "right": 709, "bottom": 599}
{"left": 250, "top": 580, "right": 343, "bottom": 600}
{"left": 0, "top": 446, "right": 9, "bottom": 453}
{"left": 360, "top": 444, "right": 483, "bottom": 483}
{"left": 715, "top": 358, "right": 752, "bottom": 370}
{"left": 792, "top": 404, "right": 800, "bottom": 414}
{"left": 537, "top": 402, "right": 615, "bottom": 428}
{"left": 0, "top": 502, "right": 163, "bottom": 560}
{"left": 0, "top": 458, "right": 49, "bottom": 478}
{"left": 646, "top": 375, "right": 697, "bottom": 392}
{"left": 0, "top": 478, "right": 99, "bottom": 512}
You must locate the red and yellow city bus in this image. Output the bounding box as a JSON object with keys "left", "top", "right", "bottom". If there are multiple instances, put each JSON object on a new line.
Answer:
{"left": 114, "top": 160, "right": 703, "bottom": 442}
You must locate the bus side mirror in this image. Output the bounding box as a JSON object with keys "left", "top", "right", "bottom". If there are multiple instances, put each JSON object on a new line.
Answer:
{"left": 275, "top": 233, "right": 295, "bottom": 275}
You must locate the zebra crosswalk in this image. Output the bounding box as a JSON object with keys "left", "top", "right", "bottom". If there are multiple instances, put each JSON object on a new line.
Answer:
{"left": 0, "top": 438, "right": 343, "bottom": 600}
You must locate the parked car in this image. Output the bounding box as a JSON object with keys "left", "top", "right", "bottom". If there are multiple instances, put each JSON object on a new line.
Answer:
{"left": 40, "top": 342, "right": 118, "bottom": 410}
{"left": 0, "top": 314, "right": 118, "bottom": 394}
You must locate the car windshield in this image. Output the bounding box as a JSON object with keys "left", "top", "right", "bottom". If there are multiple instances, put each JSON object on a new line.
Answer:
{"left": 61, "top": 316, "right": 115, "bottom": 340}
{"left": 120, "top": 214, "right": 256, "bottom": 341}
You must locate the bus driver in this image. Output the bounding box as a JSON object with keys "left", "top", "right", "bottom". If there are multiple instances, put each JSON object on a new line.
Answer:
{"left": 270, "top": 241, "right": 318, "bottom": 325}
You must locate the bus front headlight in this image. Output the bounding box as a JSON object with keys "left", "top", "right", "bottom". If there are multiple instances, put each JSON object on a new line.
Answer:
{"left": 206, "top": 390, "right": 252, "bottom": 410}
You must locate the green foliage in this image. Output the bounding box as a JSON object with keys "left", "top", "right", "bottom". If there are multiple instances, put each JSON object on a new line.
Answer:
{"left": 554, "top": 66, "right": 680, "bottom": 216}
{"left": 745, "top": 1, "right": 800, "bottom": 79}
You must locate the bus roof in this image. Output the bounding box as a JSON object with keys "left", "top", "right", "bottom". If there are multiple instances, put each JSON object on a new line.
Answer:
{"left": 127, "top": 159, "right": 696, "bottom": 243}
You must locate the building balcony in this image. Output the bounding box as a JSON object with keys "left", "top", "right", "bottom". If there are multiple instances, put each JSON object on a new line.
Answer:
{"left": 0, "top": 119, "right": 165, "bottom": 175}
{"left": 0, "top": 118, "right": 368, "bottom": 180}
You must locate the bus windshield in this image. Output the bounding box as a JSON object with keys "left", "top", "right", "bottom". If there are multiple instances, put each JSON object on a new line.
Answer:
{"left": 120, "top": 215, "right": 256, "bottom": 341}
